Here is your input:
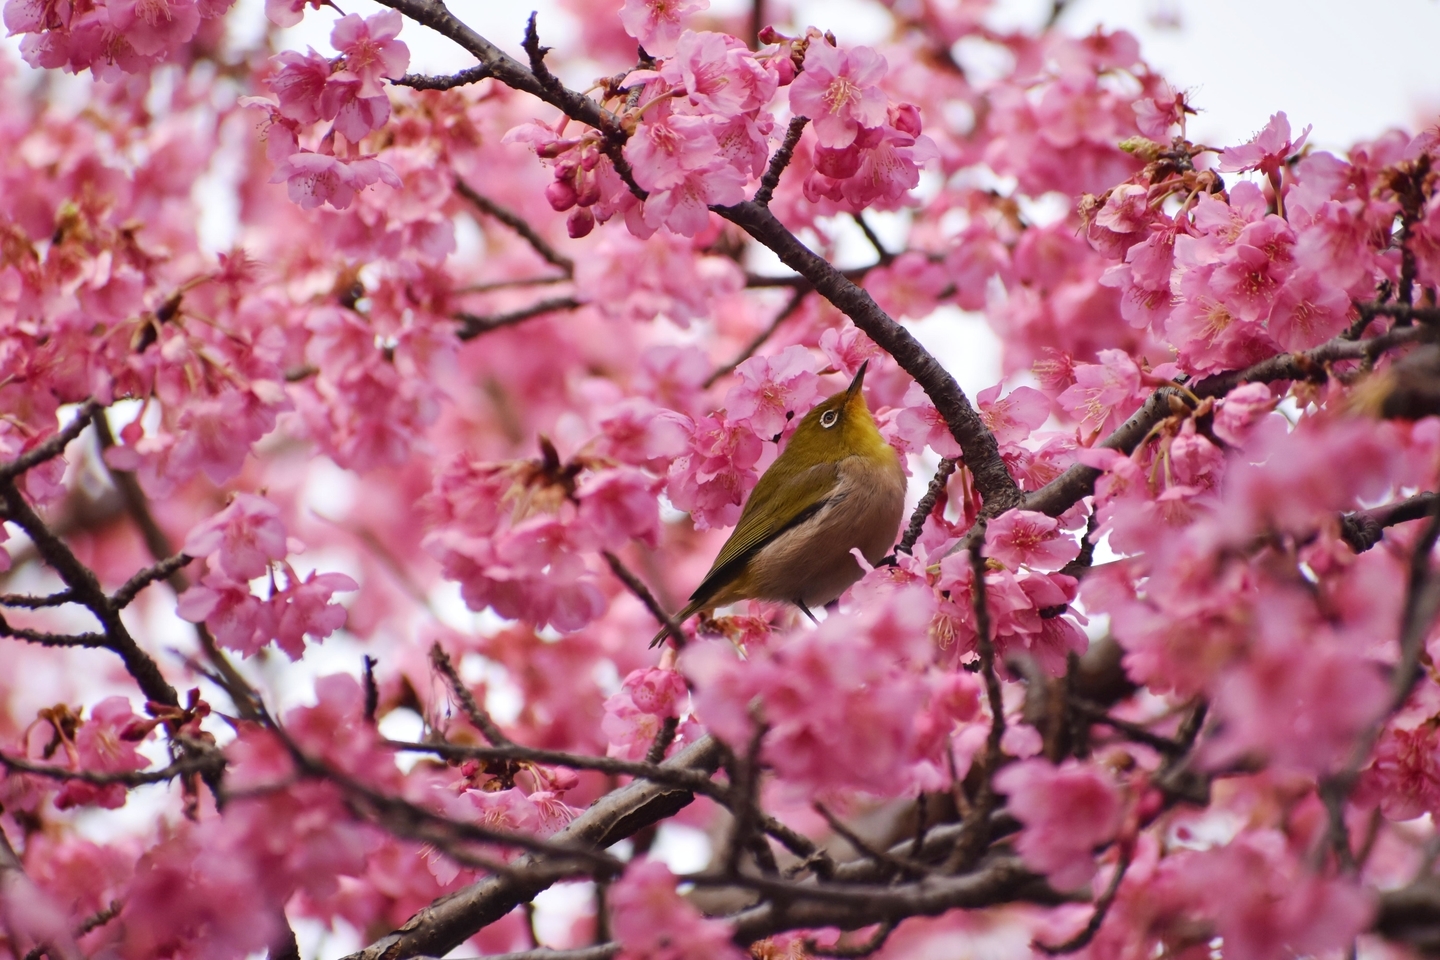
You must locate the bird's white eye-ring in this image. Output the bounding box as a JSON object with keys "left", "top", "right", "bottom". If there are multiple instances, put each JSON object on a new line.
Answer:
{"left": 820, "top": 409, "right": 839, "bottom": 428}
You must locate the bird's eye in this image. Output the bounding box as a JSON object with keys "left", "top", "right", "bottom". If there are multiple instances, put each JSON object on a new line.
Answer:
{"left": 820, "top": 409, "right": 839, "bottom": 428}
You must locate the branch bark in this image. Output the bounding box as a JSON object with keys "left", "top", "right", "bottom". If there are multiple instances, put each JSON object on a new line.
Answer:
{"left": 344, "top": 735, "right": 725, "bottom": 960}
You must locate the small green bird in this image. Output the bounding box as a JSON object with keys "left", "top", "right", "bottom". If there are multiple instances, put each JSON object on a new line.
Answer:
{"left": 653, "top": 361, "right": 907, "bottom": 646}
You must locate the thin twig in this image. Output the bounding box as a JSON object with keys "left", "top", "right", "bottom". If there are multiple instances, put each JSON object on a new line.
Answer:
{"left": 853, "top": 213, "right": 893, "bottom": 266}
{"left": 703, "top": 286, "right": 810, "bottom": 389}
{"left": 454, "top": 177, "right": 575, "bottom": 275}
{"left": 387, "top": 739, "right": 722, "bottom": 798}
{"left": 0, "top": 401, "right": 99, "bottom": 482}
{"left": 946, "top": 543, "right": 1005, "bottom": 872}
{"left": 1357, "top": 301, "right": 1440, "bottom": 325}
{"left": 893, "top": 458, "right": 957, "bottom": 558}
{"left": 1034, "top": 847, "right": 1133, "bottom": 954}
{"left": 457, "top": 297, "right": 582, "bottom": 340}
{"left": 0, "top": 749, "right": 224, "bottom": 787}
{"left": 813, "top": 803, "right": 929, "bottom": 879}
{"left": 111, "top": 553, "right": 194, "bottom": 608}
{"left": 723, "top": 725, "right": 767, "bottom": 877}
{"left": 1066, "top": 696, "right": 1185, "bottom": 755}
{"left": 89, "top": 410, "right": 258, "bottom": 716}
{"left": 645, "top": 716, "right": 679, "bottom": 765}
{"left": 0, "top": 589, "right": 75, "bottom": 609}
{"left": 0, "top": 477, "right": 178, "bottom": 708}
{"left": 755, "top": 116, "right": 808, "bottom": 206}
{"left": 601, "top": 551, "right": 684, "bottom": 647}
{"left": 430, "top": 643, "right": 512, "bottom": 746}
{"left": 393, "top": 64, "right": 493, "bottom": 89}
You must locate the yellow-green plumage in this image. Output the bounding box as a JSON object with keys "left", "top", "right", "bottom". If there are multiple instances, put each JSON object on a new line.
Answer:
{"left": 652, "top": 362, "right": 907, "bottom": 646}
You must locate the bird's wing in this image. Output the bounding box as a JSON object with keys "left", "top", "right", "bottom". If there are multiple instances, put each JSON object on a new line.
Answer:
{"left": 689, "top": 459, "right": 840, "bottom": 605}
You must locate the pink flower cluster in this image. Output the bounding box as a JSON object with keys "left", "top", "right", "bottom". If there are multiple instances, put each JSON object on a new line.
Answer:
{"left": 177, "top": 494, "right": 358, "bottom": 658}
{"left": 5, "top": 0, "right": 234, "bottom": 78}
{"left": 610, "top": 859, "right": 744, "bottom": 960}
{"left": 686, "top": 587, "right": 941, "bottom": 794}
{"left": 246, "top": 12, "right": 409, "bottom": 210}
{"left": 602, "top": 667, "right": 689, "bottom": 760}
{"left": 1080, "top": 411, "right": 1421, "bottom": 776}
{"left": 793, "top": 42, "right": 939, "bottom": 212}
{"left": 508, "top": 29, "right": 934, "bottom": 239}
{"left": 422, "top": 450, "right": 661, "bottom": 631}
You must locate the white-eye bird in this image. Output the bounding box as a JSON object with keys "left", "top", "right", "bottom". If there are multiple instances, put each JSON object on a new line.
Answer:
{"left": 653, "top": 361, "right": 907, "bottom": 646}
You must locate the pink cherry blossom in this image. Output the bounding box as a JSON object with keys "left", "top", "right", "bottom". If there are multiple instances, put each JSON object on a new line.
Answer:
{"left": 617, "top": 0, "right": 707, "bottom": 56}
{"left": 724, "top": 345, "right": 823, "bottom": 440}
{"left": 609, "top": 859, "right": 744, "bottom": 960}
{"left": 330, "top": 11, "right": 409, "bottom": 98}
{"left": 183, "top": 493, "right": 289, "bottom": 581}
{"left": 985, "top": 509, "right": 1082, "bottom": 572}
{"left": 789, "top": 41, "right": 888, "bottom": 149}
{"left": 1219, "top": 111, "right": 1312, "bottom": 178}
{"left": 994, "top": 758, "right": 1124, "bottom": 890}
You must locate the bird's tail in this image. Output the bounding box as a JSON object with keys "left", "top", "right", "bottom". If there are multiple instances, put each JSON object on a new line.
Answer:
{"left": 650, "top": 598, "right": 702, "bottom": 648}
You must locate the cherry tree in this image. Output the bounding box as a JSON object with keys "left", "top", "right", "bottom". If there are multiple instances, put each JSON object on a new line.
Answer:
{"left": 0, "top": 0, "right": 1439, "bottom": 954}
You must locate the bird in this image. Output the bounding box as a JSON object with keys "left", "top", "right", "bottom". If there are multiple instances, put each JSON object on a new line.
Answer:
{"left": 652, "top": 361, "right": 907, "bottom": 647}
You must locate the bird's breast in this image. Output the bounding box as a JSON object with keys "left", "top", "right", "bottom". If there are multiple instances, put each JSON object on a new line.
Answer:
{"left": 743, "top": 451, "right": 908, "bottom": 608}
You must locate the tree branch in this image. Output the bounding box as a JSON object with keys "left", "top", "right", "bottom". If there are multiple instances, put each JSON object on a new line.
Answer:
{"left": 344, "top": 735, "right": 725, "bottom": 960}
{"left": 393, "top": 64, "right": 493, "bottom": 90}
{"left": 454, "top": 177, "right": 575, "bottom": 276}
{"left": 1341, "top": 491, "right": 1438, "bottom": 553}
{"left": 893, "top": 458, "right": 957, "bottom": 558}
{"left": 704, "top": 286, "right": 811, "bottom": 389}
{"left": 457, "top": 297, "right": 582, "bottom": 340}
{"left": 755, "top": 116, "right": 807, "bottom": 206}
{"left": 714, "top": 200, "right": 1019, "bottom": 510}
{"left": 0, "top": 477, "right": 178, "bottom": 708}
{"left": 0, "top": 401, "right": 99, "bottom": 482}
{"left": 601, "top": 550, "right": 685, "bottom": 648}
{"left": 429, "top": 643, "right": 512, "bottom": 747}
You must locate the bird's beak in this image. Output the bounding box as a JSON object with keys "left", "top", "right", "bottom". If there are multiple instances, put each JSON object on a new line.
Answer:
{"left": 845, "top": 361, "right": 868, "bottom": 403}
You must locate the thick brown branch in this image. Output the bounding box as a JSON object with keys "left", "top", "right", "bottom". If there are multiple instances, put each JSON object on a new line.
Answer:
{"left": 0, "top": 617, "right": 106, "bottom": 647}
{"left": 345, "top": 735, "right": 725, "bottom": 960}
{"left": 1342, "top": 491, "right": 1438, "bottom": 553}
